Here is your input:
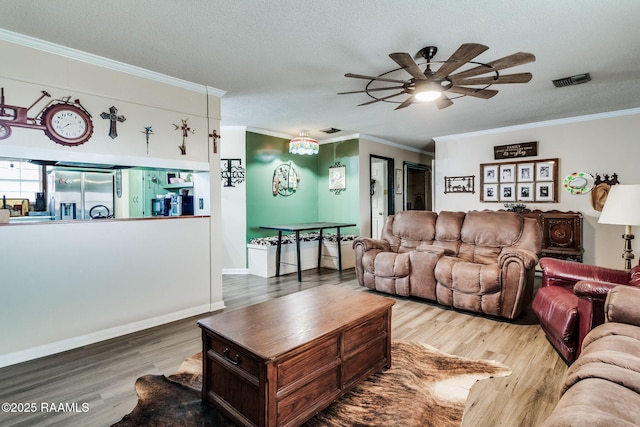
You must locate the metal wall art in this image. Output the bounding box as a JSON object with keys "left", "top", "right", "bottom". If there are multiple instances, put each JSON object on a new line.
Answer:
{"left": 173, "top": 118, "right": 194, "bottom": 155}
{"left": 100, "top": 106, "right": 126, "bottom": 139}
{"left": 221, "top": 158, "right": 245, "bottom": 187}
{"left": 444, "top": 175, "right": 475, "bottom": 194}
{"left": 329, "top": 161, "right": 346, "bottom": 195}
{"left": 272, "top": 162, "right": 300, "bottom": 197}
{"left": 0, "top": 87, "right": 94, "bottom": 146}
{"left": 140, "top": 126, "right": 153, "bottom": 154}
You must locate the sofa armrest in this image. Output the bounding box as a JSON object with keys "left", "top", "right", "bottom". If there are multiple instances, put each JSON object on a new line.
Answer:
{"left": 605, "top": 285, "right": 640, "bottom": 326}
{"left": 573, "top": 280, "right": 620, "bottom": 300}
{"left": 499, "top": 248, "right": 538, "bottom": 269}
{"left": 352, "top": 237, "right": 391, "bottom": 253}
{"left": 539, "top": 257, "right": 629, "bottom": 285}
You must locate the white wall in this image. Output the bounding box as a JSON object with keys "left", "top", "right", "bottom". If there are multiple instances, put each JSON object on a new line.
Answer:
{"left": 358, "top": 135, "right": 433, "bottom": 237}
{"left": 220, "top": 126, "right": 248, "bottom": 273}
{"left": 0, "top": 34, "right": 225, "bottom": 367}
{"left": 434, "top": 110, "right": 640, "bottom": 269}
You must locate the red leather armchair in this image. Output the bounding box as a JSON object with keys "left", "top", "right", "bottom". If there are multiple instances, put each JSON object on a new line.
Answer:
{"left": 532, "top": 257, "right": 640, "bottom": 363}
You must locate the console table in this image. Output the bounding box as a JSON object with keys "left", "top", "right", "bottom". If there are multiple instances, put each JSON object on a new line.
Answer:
{"left": 260, "top": 222, "right": 356, "bottom": 281}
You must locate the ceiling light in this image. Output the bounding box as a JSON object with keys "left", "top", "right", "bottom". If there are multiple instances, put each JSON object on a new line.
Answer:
{"left": 414, "top": 81, "right": 443, "bottom": 102}
{"left": 289, "top": 130, "right": 319, "bottom": 155}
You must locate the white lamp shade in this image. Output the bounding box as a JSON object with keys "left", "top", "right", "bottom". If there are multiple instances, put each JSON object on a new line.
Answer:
{"left": 598, "top": 185, "right": 640, "bottom": 226}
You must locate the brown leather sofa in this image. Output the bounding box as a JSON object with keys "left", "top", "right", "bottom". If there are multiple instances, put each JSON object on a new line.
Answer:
{"left": 540, "top": 285, "right": 640, "bottom": 426}
{"left": 532, "top": 257, "right": 640, "bottom": 363}
{"left": 353, "top": 210, "right": 542, "bottom": 319}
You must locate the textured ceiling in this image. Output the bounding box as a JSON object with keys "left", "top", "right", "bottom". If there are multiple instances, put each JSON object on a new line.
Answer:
{"left": 1, "top": 0, "right": 639, "bottom": 152}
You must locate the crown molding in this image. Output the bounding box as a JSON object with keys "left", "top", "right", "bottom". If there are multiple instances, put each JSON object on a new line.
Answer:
{"left": 434, "top": 107, "right": 640, "bottom": 142}
{"left": 0, "top": 29, "right": 226, "bottom": 97}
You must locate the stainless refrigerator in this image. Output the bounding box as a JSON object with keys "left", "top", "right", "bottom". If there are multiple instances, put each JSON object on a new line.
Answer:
{"left": 47, "top": 168, "right": 115, "bottom": 220}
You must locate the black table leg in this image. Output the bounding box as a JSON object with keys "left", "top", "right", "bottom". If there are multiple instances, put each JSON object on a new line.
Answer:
{"left": 337, "top": 227, "right": 343, "bottom": 271}
{"left": 275, "top": 230, "right": 282, "bottom": 277}
{"left": 295, "top": 231, "right": 301, "bottom": 282}
{"left": 317, "top": 229, "right": 323, "bottom": 270}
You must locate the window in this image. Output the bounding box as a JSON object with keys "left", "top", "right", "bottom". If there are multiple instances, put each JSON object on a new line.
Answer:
{"left": 0, "top": 160, "right": 43, "bottom": 201}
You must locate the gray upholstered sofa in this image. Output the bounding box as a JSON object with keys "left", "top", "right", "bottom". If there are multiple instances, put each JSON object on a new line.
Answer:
{"left": 353, "top": 210, "right": 542, "bottom": 319}
{"left": 541, "top": 285, "right": 640, "bottom": 426}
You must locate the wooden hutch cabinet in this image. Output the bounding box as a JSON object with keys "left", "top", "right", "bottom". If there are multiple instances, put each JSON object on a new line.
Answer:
{"left": 525, "top": 210, "right": 584, "bottom": 262}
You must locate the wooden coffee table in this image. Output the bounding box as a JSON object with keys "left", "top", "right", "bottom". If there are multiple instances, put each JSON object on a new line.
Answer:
{"left": 198, "top": 285, "right": 395, "bottom": 427}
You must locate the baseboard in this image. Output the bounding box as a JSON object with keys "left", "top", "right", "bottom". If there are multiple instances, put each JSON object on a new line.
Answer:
{"left": 0, "top": 303, "right": 213, "bottom": 369}
{"left": 222, "top": 268, "right": 250, "bottom": 275}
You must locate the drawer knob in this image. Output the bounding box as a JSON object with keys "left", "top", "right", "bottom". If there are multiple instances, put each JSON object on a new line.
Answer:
{"left": 223, "top": 347, "right": 242, "bottom": 365}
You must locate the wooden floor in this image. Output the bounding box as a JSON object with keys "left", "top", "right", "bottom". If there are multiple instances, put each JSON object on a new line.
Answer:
{"left": 0, "top": 268, "right": 567, "bottom": 427}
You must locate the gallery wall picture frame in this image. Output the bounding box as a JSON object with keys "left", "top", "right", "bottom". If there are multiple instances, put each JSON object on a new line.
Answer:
{"left": 536, "top": 161, "right": 555, "bottom": 181}
{"left": 536, "top": 182, "right": 555, "bottom": 201}
{"left": 500, "top": 183, "right": 516, "bottom": 201}
{"left": 483, "top": 165, "right": 499, "bottom": 184}
{"left": 518, "top": 163, "right": 534, "bottom": 182}
{"left": 483, "top": 184, "right": 499, "bottom": 201}
{"left": 517, "top": 183, "right": 535, "bottom": 201}
{"left": 500, "top": 164, "right": 516, "bottom": 183}
{"left": 480, "top": 157, "right": 558, "bottom": 203}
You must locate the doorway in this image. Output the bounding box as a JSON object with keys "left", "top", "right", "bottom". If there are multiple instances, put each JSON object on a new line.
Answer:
{"left": 404, "top": 162, "right": 432, "bottom": 211}
{"left": 370, "top": 155, "right": 394, "bottom": 238}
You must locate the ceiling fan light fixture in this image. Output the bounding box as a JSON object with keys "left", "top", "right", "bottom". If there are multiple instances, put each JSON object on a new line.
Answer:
{"left": 289, "top": 130, "right": 319, "bottom": 155}
{"left": 414, "top": 81, "right": 443, "bottom": 102}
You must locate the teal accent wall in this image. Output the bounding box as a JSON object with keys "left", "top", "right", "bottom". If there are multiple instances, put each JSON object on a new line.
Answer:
{"left": 246, "top": 132, "right": 319, "bottom": 242}
{"left": 245, "top": 133, "right": 360, "bottom": 243}
{"left": 318, "top": 139, "right": 360, "bottom": 236}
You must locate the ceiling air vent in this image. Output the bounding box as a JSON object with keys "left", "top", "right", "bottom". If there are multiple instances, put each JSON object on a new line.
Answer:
{"left": 320, "top": 127, "right": 341, "bottom": 134}
{"left": 552, "top": 73, "right": 591, "bottom": 88}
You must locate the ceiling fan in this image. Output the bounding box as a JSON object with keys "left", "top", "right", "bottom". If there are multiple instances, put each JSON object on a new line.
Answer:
{"left": 339, "top": 43, "right": 535, "bottom": 110}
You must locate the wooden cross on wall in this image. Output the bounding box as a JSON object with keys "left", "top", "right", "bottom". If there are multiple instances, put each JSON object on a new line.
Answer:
{"left": 209, "top": 130, "right": 221, "bottom": 153}
{"left": 100, "top": 106, "right": 126, "bottom": 139}
{"left": 173, "top": 118, "right": 194, "bottom": 155}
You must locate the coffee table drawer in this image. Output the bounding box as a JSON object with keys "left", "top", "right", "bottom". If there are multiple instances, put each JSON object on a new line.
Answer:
{"left": 277, "top": 336, "right": 339, "bottom": 390}
{"left": 208, "top": 335, "right": 260, "bottom": 378}
{"left": 343, "top": 312, "right": 387, "bottom": 354}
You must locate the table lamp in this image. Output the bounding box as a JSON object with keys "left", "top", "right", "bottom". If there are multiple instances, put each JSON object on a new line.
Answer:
{"left": 598, "top": 184, "right": 640, "bottom": 270}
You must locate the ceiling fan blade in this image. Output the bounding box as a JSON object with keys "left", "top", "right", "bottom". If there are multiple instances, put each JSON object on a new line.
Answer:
{"left": 394, "top": 96, "right": 415, "bottom": 110}
{"left": 433, "top": 43, "right": 489, "bottom": 79}
{"left": 357, "top": 91, "right": 406, "bottom": 106}
{"left": 435, "top": 95, "right": 454, "bottom": 110}
{"left": 338, "top": 85, "right": 406, "bottom": 95}
{"left": 451, "top": 73, "right": 532, "bottom": 85}
{"left": 447, "top": 86, "right": 499, "bottom": 99}
{"left": 345, "top": 73, "right": 409, "bottom": 84}
{"left": 449, "top": 52, "right": 536, "bottom": 80}
{"left": 389, "top": 53, "right": 426, "bottom": 80}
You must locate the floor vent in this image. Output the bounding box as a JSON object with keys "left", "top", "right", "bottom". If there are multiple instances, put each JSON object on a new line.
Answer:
{"left": 552, "top": 73, "right": 591, "bottom": 88}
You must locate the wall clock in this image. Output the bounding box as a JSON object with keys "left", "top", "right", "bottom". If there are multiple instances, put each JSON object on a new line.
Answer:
{"left": 42, "top": 103, "right": 94, "bottom": 146}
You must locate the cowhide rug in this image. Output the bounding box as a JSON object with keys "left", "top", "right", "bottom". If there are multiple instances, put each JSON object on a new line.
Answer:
{"left": 113, "top": 341, "right": 511, "bottom": 427}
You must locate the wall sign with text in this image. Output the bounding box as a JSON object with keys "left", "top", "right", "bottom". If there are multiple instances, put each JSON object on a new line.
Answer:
{"left": 480, "top": 158, "right": 558, "bottom": 203}
{"left": 493, "top": 141, "right": 538, "bottom": 160}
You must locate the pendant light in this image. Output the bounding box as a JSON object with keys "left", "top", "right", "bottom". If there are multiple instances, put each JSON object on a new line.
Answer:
{"left": 289, "top": 130, "right": 319, "bottom": 155}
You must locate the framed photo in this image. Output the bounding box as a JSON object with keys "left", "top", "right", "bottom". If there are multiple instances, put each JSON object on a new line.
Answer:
{"left": 500, "top": 183, "right": 516, "bottom": 201}
{"left": 517, "top": 183, "right": 534, "bottom": 201}
{"left": 536, "top": 161, "right": 554, "bottom": 182}
{"left": 482, "top": 184, "right": 499, "bottom": 202}
{"left": 395, "top": 169, "right": 403, "bottom": 194}
{"left": 329, "top": 165, "right": 346, "bottom": 191}
{"left": 518, "top": 163, "right": 534, "bottom": 182}
{"left": 483, "top": 165, "right": 499, "bottom": 184}
{"left": 500, "top": 164, "right": 516, "bottom": 183}
{"left": 536, "top": 182, "right": 554, "bottom": 201}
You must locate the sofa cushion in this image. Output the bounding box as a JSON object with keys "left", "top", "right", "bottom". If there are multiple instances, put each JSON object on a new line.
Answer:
{"left": 461, "top": 210, "right": 524, "bottom": 247}
{"left": 390, "top": 211, "right": 437, "bottom": 252}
